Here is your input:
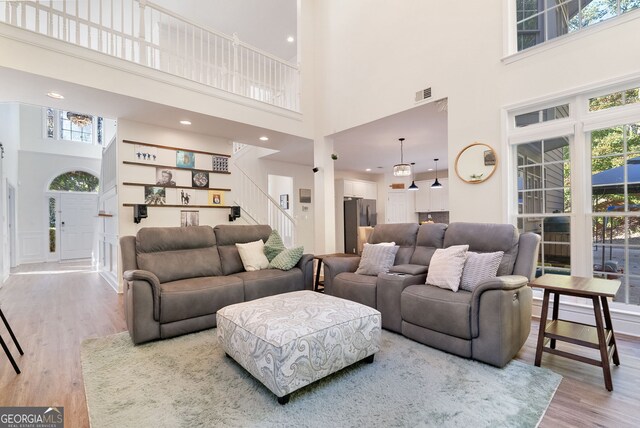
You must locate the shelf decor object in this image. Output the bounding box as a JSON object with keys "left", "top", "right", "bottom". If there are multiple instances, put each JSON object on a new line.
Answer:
{"left": 455, "top": 142, "right": 498, "bottom": 184}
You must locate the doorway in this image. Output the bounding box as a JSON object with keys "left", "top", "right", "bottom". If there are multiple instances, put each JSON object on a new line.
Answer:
{"left": 59, "top": 193, "right": 98, "bottom": 260}
{"left": 267, "top": 174, "right": 294, "bottom": 246}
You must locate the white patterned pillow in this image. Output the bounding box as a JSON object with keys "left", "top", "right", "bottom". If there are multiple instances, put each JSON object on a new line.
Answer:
{"left": 460, "top": 251, "right": 504, "bottom": 292}
{"left": 355, "top": 243, "right": 399, "bottom": 276}
{"left": 426, "top": 245, "right": 469, "bottom": 292}
{"left": 236, "top": 240, "right": 270, "bottom": 272}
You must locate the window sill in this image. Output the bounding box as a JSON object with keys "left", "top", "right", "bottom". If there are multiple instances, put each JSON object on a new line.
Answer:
{"left": 503, "top": 9, "right": 640, "bottom": 65}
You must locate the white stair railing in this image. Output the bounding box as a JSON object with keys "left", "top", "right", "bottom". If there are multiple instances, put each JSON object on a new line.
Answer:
{"left": 231, "top": 164, "right": 295, "bottom": 247}
{"left": 0, "top": 0, "right": 300, "bottom": 112}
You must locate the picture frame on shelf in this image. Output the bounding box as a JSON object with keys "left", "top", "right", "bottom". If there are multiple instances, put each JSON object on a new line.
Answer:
{"left": 180, "top": 210, "right": 199, "bottom": 227}
{"left": 180, "top": 189, "right": 193, "bottom": 205}
{"left": 176, "top": 150, "right": 196, "bottom": 169}
{"left": 192, "top": 171, "right": 209, "bottom": 188}
{"left": 212, "top": 155, "right": 229, "bottom": 172}
{"left": 208, "top": 191, "right": 224, "bottom": 206}
{"left": 299, "top": 188, "right": 311, "bottom": 203}
{"left": 156, "top": 168, "right": 177, "bottom": 186}
{"left": 144, "top": 186, "right": 166, "bottom": 205}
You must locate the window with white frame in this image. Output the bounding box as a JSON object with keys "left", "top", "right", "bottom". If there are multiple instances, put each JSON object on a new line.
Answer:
{"left": 515, "top": 0, "right": 640, "bottom": 52}
{"left": 509, "top": 82, "right": 640, "bottom": 307}
{"left": 45, "top": 108, "right": 105, "bottom": 145}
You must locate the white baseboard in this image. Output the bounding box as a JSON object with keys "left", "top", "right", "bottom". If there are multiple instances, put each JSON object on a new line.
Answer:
{"left": 99, "top": 270, "right": 119, "bottom": 293}
{"left": 532, "top": 297, "right": 640, "bottom": 338}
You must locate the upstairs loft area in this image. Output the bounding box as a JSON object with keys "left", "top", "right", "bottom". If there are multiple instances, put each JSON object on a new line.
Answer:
{"left": 0, "top": 0, "right": 300, "bottom": 112}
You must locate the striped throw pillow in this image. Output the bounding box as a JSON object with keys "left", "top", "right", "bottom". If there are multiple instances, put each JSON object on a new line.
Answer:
{"left": 355, "top": 243, "right": 399, "bottom": 276}
{"left": 426, "top": 245, "right": 469, "bottom": 292}
{"left": 459, "top": 251, "right": 504, "bottom": 292}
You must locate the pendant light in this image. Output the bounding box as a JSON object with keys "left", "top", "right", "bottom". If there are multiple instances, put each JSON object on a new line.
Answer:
{"left": 393, "top": 138, "right": 411, "bottom": 177}
{"left": 408, "top": 162, "right": 419, "bottom": 190}
{"left": 432, "top": 158, "right": 443, "bottom": 189}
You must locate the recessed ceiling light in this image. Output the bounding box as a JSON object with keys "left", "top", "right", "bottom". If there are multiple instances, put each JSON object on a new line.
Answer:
{"left": 427, "top": 168, "right": 434, "bottom": 171}
{"left": 47, "top": 92, "right": 64, "bottom": 100}
{"left": 179, "top": 120, "right": 192, "bottom": 125}
{"left": 287, "top": 36, "right": 295, "bottom": 43}
{"left": 259, "top": 136, "right": 269, "bottom": 141}
{"left": 365, "top": 168, "right": 372, "bottom": 172}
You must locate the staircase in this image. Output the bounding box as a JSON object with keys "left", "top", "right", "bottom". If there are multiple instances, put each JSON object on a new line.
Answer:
{"left": 231, "top": 144, "right": 296, "bottom": 247}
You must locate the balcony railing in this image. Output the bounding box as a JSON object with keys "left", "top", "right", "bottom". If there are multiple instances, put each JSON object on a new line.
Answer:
{"left": 1, "top": 0, "right": 300, "bottom": 112}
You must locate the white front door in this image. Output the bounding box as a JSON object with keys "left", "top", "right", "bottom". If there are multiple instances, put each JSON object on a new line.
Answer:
{"left": 386, "top": 191, "right": 408, "bottom": 224}
{"left": 60, "top": 193, "right": 97, "bottom": 260}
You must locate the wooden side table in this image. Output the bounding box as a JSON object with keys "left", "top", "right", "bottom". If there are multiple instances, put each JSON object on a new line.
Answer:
{"left": 313, "top": 253, "right": 359, "bottom": 292}
{"left": 531, "top": 274, "right": 621, "bottom": 391}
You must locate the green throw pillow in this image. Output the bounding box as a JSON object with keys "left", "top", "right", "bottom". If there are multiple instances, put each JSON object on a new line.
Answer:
{"left": 264, "top": 230, "right": 286, "bottom": 262}
{"left": 269, "top": 246, "right": 304, "bottom": 271}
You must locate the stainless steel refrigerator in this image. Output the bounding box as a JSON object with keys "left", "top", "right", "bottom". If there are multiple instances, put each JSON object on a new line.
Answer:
{"left": 344, "top": 198, "right": 377, "bottom": 254}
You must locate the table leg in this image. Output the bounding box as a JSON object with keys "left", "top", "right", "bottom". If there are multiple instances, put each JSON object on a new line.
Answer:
{"left": 314, "top": 259, "right": 322, "bottom": 292}
{"left": 0, "top": 308, "right": 23, "bottom": 355}
{"left": 0, "top": 334, "right": 20, "bottom": 374}
{"left": 535, "top": 290, "right": 551, "bottom": 367}
{"left": 592, "top": 296, "right": 613, "bottom": 391}
{"left": 550, "top": 292, "right": 560, "bottom": 349}
{"left": 601, "top": 296, "right": 620, "bottom": 366}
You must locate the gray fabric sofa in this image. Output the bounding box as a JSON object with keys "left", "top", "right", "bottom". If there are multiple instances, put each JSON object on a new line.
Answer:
{"left": 324, "top": 222, "right": 540, "bottom": 367}
{"left": 120, "top": 225, "right": 314, "bottom": 344}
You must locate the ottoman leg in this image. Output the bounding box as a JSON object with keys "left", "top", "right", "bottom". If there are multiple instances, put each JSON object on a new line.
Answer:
{"left": 364, "top": 354, "right": 375, "bottom": 364}
{"left": 277, "top": 394, "right": 290, "bottom": 405}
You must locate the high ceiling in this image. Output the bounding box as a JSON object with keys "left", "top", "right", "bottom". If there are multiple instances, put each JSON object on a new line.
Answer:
{"left": 152, "top": 0, "right": 298, "bottom": 62}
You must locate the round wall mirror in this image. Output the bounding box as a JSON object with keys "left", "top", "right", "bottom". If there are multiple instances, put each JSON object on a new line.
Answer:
{"left": 455, "top": 142, "right": 498, "bottom": 184}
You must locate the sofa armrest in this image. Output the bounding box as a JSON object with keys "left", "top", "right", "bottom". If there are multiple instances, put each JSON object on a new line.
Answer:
{"left": 470, "top": 275, "right": 532, "bottom": 357}
{"left": 296, "top": 254, "right": 315, "bottom": 290}
{"left": 123, "top": 269, "right": 161, "bottom": 321}
{"left": 323, "top": 256, "right": 361, "bottom": 295}
{"left": 389, "top": 264, "right": 428, "bottom": 275}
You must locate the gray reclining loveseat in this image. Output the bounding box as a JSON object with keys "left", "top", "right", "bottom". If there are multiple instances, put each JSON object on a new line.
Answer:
{"left": 323, "top": 222, "right": 540, "bottom": 367}
{"left": 120, "top": 224, "right": 314, "bottom": 344}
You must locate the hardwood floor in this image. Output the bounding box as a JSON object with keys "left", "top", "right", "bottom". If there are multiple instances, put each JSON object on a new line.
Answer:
{"left": 0, "top": 261, "right": 126, "bottom": 427}
{"left": 0, "top": 263, "right": 638, "bottom": 427}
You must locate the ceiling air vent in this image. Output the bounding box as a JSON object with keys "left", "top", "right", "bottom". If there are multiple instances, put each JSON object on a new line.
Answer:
{"left": 415, "top": 87, "right": 432, "bottom": 102}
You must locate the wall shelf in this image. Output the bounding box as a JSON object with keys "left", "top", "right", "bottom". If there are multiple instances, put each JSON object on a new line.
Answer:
{"left": 122, "top": 161, "right": 231, "bottom": 175}
{"left": 122, "top": 139, "right": 230, "bottom": 158}
{"left": 122, "top": 182, "right": 230, "bottom": 191}
{"left": 122, "top": 204, "right": 230, "bottom": 209}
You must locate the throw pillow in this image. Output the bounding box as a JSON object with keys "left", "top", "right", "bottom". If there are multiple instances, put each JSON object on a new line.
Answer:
{"left": 269, "top": 246, "right": 304, "bottom": 271}
{"left": 264, "top": 230, "right": 286, "bottom": 262}
{"left": 236, "top": 240, "right": 269, "bottom": 272}
{"left": 459, "top": 251, "right": 504, "bottom": 292}
{"left": 355, "top": 242, "right": 399, "bottom": 276}
{"left": 425, "top": 245, "right": 469, "bottom": 292}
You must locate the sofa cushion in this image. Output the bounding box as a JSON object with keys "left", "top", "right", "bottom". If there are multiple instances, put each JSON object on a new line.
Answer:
{"left": 355, "top": 243, "right": 399, "bottom": 276}
{"left": 268, "top": 246, "right": 304, "bottom": 271}
{"left": 460, "top": 251, "right": 503, "bottom": 292}
{"left": 401, "top": 284, "right": 472, "bottom": 340}
{"left": 136, "top": 226, "right": 222, "bottom": 283}
{"left": 234, "top": 268, "right": 304, "bottom": 301}
{"left": 264, "top": 230, "right": 286, "bottom": 262}
{"left": 236, "top": 240, "right": 269, "bottom": 271}
{"left": 443, "top": 222, "right": 519, "bottom": 276}
{"left": 426, "top": 245, "right": 469, "bottom": 292}
{"left": 410, "top": 223, "right": 447, "bottom": 265}
{"left": 214, "top": 225, "right": 272, "bottom": 275}
{"left": 332, "top": 272, "right": 378, "bottom": 308}
{"left": 368, "top": 223, "right": 419, "bottom": 265}
{"left": 159, "top": 276, "right": 244, "bottom": 323}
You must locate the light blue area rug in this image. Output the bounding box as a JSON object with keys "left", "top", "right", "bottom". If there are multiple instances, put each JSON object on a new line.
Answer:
{"left": 81, "top": 329, "right": 561, "bottom": 428}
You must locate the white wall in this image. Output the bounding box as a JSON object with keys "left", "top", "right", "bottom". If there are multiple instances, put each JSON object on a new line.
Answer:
{"left": 0, "top": 103, "right": 21, "bottom": 282}
{"left": 312, "top": 0, "right": 640, "bottom": 224}
{"left": 233, "top": 146, "right": 316, "bottom": 253}
{"left": 17, "top": 151, "right": 100, "bottom": 264}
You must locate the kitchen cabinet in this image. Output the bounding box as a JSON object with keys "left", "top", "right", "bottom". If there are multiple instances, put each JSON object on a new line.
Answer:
{"left": 414, "top": 178, "right": 448, "bottom": 212}
{"left": 341, "top": 179, "right": 377, "bottom": 199}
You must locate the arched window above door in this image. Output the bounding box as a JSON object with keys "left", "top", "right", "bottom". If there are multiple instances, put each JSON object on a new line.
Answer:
{"left": 49, "top": 171, "right": 99, "bottom": 192}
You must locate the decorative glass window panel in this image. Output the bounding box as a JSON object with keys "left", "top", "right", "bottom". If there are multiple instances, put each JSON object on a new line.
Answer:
{"left": 49, "top": 171, "right": 99, "bottom": 192}
{"left": 46, "top": 108, "right": 55, "bottom": 138}
{"left": 589, "top": 87, "right": 640, "bottom": 112}
{"left": 49, "top": 197, "right": 56, "bottom": 253}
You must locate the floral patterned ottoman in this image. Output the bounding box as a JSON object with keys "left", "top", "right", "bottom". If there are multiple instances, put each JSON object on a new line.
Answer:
{"left": 216, "top": 290, "right": 381, "bottom": 404}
